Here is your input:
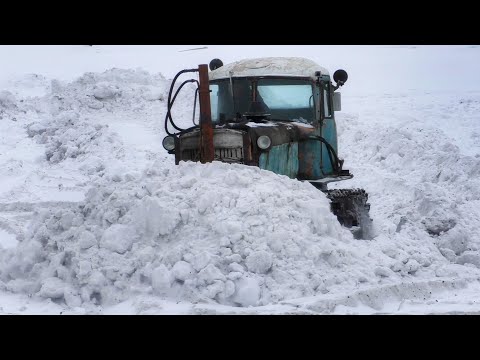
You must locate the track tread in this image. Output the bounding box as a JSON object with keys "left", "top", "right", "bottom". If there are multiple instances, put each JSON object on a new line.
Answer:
{"left": 325, "top": 188, "right": 372, "bottom": 239}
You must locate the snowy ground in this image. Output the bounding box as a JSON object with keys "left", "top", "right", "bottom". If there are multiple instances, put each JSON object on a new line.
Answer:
{"left": 1, "top": 45, "right": 480, "bottom": 314}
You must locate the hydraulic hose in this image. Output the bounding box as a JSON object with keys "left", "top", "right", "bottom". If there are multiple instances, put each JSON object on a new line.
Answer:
{"left": 164, "top": 68, "right": 200, "bottom": 136}
{"left": 192, "top": 87, "right": 199, "bottom": 126}
{"left": 165, "top": 79, "right": 199, "bottom": 134}
{"left": 167, "top": 79, "right": 199, "bottom": 130}
{"left": 306, "top": 136, "right": 342, "bottom": 173}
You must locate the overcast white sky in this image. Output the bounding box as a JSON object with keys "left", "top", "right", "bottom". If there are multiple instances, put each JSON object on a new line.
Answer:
{"left": 1, "top": 45, "right": 479, "bottom": 95}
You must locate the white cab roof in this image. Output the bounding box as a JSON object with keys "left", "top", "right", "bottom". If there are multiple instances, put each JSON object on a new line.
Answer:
{"left": 209, "top": 57, "right": 329, "bottom": 81}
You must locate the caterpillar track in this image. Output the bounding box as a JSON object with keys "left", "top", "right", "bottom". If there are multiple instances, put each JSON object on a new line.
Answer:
{"left": 325, "top": 189, "right": 373, "bottom": 240}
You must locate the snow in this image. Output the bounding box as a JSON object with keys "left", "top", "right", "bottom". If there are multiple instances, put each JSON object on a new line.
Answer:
{"left": 208, "top": 57, "right": 330, "bottom": 80}
{"left": 245, "top": 121, "right": 314, "bottom": 129}
{"left": 1, "top": 45, "right": 480, "bottom": 314}
{"left": 0, "top": 230, "right": 18, "bottom": 250}
{"left": 0, "top": 159, "right": 374, "bottom": 307}
{"left": 245, "top": 122, "right": 279, "bottom": 127}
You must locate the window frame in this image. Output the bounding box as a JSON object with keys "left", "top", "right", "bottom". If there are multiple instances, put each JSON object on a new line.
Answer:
{"left": 209, "top": 76, "right": 317, "bottom": 122}
{"left": 256, "top": 78, "right": 315, "bottom": 111}
{"left": 320, "top": 79, "right": 333, "bottom": 120}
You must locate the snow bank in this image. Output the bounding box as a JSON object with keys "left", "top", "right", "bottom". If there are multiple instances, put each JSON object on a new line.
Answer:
{"left": 0, "top": 229, "right": 18, "bottom": 250}
{"left": 2, "top": 62, "right": 480, "bottom": 313}
{"left": 23, "top": 68, "right": 169, "bottom": 162}
{"left": 0, "top": 67, "right": 184, "bottom": 205}
{"left": 1, "top": 159, "right": 386, "bottom": 307}
{"left": 334, "top": 92, "right": 480, "bottom": 278}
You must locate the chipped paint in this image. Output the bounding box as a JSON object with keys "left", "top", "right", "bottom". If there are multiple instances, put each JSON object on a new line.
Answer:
{"left": 259, "top": 143, "right": 299, "bottom": 179}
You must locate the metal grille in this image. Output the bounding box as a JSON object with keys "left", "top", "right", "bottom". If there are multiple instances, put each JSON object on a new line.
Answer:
{"left": 182, "top": 147, "right": 244, "bottom": 163}
{"left": 181, "top": 149, "right": 199, "bottom": 162}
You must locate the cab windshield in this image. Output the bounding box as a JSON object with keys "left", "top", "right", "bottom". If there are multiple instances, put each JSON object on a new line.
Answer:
{"left": 210, "top": 78, "right": 315, "bottom": 123}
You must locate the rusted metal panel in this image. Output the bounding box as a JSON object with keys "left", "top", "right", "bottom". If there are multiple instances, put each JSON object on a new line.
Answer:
{"left": 179, "top": 129, "right": 246, "bottom": 164}
{"left": 179, "top": 130, "right": 201, "bottom": 152}
{"left": 296, "top": 116, "right": 339, "bottom": 180}
{"left": 242, "top": 132, "right": 254, "bottom": 165}
{"left": 198, "top": 64, "right": 214, "bottom": 163}
{"left": 298, "top": 139, "right": 323, "bottom": 179}
{"left": 181, "top": 147, "right": 244, "bottom": 163}
{"left": 181, "top": 129, "right": 244, "bottom": 149}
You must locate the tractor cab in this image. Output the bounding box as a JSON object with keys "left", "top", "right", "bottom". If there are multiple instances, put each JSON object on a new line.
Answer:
{"left": 164, "top": 57, "right": 351, "bottom": 187}
{"left": 208, "top": 57, "right": 337, "bottom": 126}
{"left": 163, "top": 57, "right": 372, "bottom": 239}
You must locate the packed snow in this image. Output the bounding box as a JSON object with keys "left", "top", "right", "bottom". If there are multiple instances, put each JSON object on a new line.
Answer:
{"left": 1, "top": 45, "right": 480, "bottom": 314}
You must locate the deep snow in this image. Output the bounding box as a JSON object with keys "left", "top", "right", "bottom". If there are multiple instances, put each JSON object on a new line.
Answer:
{"left": 1, "top": 45, "right": 480, "bottom": 314}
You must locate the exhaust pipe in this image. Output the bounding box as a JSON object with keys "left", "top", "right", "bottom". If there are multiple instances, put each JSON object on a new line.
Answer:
{"left": 198, "top": 64, "right": 214, "bottom": 163}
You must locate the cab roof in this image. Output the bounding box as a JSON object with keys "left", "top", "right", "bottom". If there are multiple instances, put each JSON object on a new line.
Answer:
{"left": 208, "top": 57, "right": 330, "bottom": 81}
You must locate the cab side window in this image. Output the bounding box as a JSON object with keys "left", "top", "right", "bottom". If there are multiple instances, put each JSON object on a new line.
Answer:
{"left": 210, "top": 84, "right": 219, "bottom": 122}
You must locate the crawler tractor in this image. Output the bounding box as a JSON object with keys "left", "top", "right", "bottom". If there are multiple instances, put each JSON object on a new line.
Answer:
{"left": 163, "top": 57, "right": 372, "bottom": 239}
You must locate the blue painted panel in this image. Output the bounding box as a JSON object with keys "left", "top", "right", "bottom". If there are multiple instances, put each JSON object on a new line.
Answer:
{"left": 321, "top": 118, "right": 338, "bottom": 176}
{"left": 259, "top": 119, "right": 339, "bottom": 180}
{"left": 259, "top": 143, "right": 299, "bottom": 179}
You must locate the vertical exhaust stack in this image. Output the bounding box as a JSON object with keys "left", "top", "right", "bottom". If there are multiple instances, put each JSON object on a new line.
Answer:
{"left": 198, "top": 64, "right": 214, "bottom": 163}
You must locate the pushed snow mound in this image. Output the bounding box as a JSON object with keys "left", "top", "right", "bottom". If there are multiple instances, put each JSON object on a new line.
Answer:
{"left": 0, "top": 161, "right": 392, "bottom": 307}
{"left": 43, "top": 68, "right": 168, "bottom": 114}
{"left": 335, "top": 94, "right": 480, "bottom": 270}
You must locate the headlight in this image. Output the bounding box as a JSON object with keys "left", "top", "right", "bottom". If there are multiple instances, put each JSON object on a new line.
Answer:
{"left": 162, "top": 136, "right": 176, "bottom": 151}
{"left": 257, "top": 135, "right": 272, "bottom": 150}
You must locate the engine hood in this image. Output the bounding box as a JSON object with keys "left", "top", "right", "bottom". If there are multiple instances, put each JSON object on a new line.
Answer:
{"left": 220, "top": 120, "right": 317, "bottom": 147}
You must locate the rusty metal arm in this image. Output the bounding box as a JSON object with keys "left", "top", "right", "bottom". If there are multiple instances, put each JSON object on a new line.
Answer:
{"left": 164, "top": 65, "right": 214, "bottom": 163}
{"left": 198, "top": 64, "right": 214, "bottom": 163}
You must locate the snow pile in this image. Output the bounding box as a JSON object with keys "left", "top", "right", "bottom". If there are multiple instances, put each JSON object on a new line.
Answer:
{"left": 19, "top": 68, "right": 196, "bottom": 176}
{"left": 335, "top": 93, "right": 480, "bottom": 274}
{"left": 0, "top": 67, "right": 196, "bottom": 206}
{"left": 26, "top": 112, "right": 112, "bottom": 165}
{"left": 40, "top": 68, "right": 168, "bottom": 113}
{"left": 1, "top": 159, "right": 402, "bottom": 308}
{"left": 22, "top": 68, "right": 170, "bottom": 164}
{"left": 2, "top": 56, "right": 480, "bottom": 313}
{"left": 2, "top": 68, "right": 168, "bottom": 119}
{"left": 0, "top": 91, "right": 17, "bottom": 110}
